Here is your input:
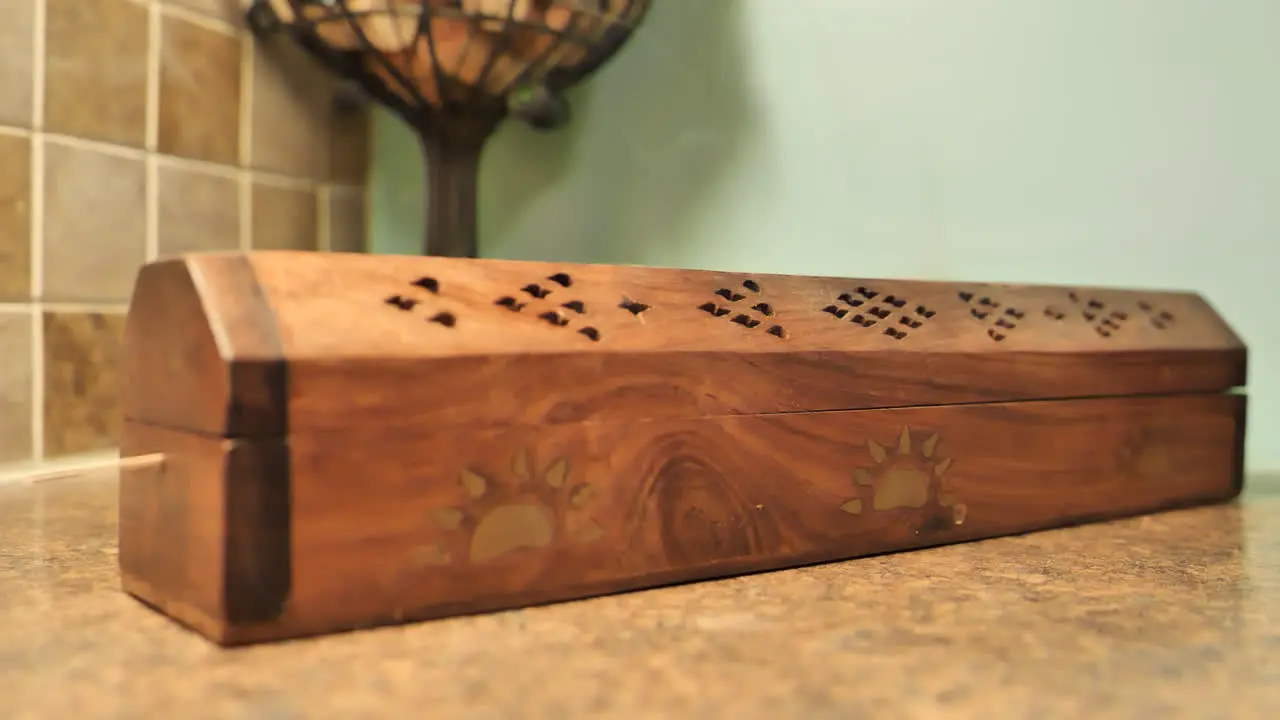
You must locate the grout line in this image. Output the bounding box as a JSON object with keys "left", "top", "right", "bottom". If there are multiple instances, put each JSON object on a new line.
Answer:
{"left": 39, "top": 132, "right": 148, "bottom": 161}
{"left": 239, "top": 32, "right": 254, "bottom": 251}
{"left": 29, "top": 137, "right": 43, "bottom": 460}
{"left": 145, "top": 2, "right": 160, "bottom": 152}
{"left": 146, "top": 157, "right": 159, "bottom": 261}
{"left": 238, "top": 33, "right": 253, "bottom": 169}
{"left": 0, "top": 125, "right": 324, "bottom": 189}
{"left": 145, "top": 2, "right": 160, "bottom": 261}
{"left": 29, "top": 137, "right": 43, "bottom": 303}
{"left": 317, "top": 184, "right": 332, "bottom": 251}
{"left": 31, "top": 0, "right": 45, "bottom": 131}
{"left": 0, "top": 128, "right": 323, "bottom": 186}
{"left": 29, "top": 305, "right": 41, "bottom": 462}
{"left": 159, "top": 3, "right": 241, "bottom": 36}
{"left": 0, "top": 302, "right": 130, "bottom": 314}
{"left": 30, "top": 0, "right": 47, "bottom": 463}
{"left": 240, "top": 174, "right": 253, "bottom": 251}
{"left": 251, "top": 173, "right": 317, "bottom": 191}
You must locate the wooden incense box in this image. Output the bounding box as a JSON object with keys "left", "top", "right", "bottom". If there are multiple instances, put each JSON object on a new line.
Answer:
{"left": 118, "top": 251, "right": 1247, "bottom": 645}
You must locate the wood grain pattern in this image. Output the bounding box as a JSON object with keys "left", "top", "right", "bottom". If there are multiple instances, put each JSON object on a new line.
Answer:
{"left": 281, "top": 393, "right": 1244, "bottom": 639}
{"left": 116, "top": 251, "right": 1248, "bottom": 645}
{"left": 121, "top": 392, "right": 1244, "bottom": 645}
{"left": 120, "top": 253, "right": 286, "bottom": 438}
{"left": 121, "top": 251, "right": 1245, "bottom": 436}
{"left": 119, "top": 421, "right": 290, "bottom": 639}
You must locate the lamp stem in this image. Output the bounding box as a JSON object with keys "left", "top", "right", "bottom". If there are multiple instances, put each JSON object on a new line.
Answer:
{"left": 414, "top": 113, "right": 500, "bottom": 258}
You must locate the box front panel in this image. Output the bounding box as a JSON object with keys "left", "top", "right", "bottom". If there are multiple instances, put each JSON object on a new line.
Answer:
{"left": 271, "top": 392, "right": 1243, "bottom": 642}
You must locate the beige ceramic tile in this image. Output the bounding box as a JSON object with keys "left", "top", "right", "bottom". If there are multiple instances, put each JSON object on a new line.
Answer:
{"left": 44, "top": 0, "right": 148, "bottom": 148}
{"left": 0, "top": 134, "right": 31, "bottom": 301}
{"left": 160, "top": 0, "right": 242, "bottom": 25}
{"left": 0, "top": 0, "right": 35, "bottom": 128}
{"left": 156, "top": 163, "right": 241, "bottom": 258}
{"left": 325, "top": 185, "right": 366, "bottom": 253}
{"left": 42, "top": 141, "right": 146, "bottom": 303}
{"left": 330, "top": 108, "right": 371, "bottom": 185}
{"left": 0, "top": 310, "right": 33, "bottom": 463}
{"left": 43, "top": 311, "right": 126, "bottom": 458}
{"left": 251, "top": 40, "right": 332, "bottom": 179}
{"left": 157, "top": 14, "right": 242, "bottom": 166}
{"left": 251, "top": 182, "right": 318, "bottom": 251}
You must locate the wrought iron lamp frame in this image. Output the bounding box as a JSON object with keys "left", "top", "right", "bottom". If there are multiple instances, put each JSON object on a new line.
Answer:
{"left": 245, "top": 0, "right": 650, "bottom": 258}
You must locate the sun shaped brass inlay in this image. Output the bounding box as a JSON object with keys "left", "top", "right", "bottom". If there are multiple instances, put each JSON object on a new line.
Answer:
{"left": 841, "top": 427, "right": 966, "bottom": 526}
{"left": 416, "top": 448, "right": 602, "bottom": 565}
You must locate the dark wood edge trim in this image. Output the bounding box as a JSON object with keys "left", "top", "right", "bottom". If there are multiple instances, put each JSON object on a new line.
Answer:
{"left": 193, "top": 254, "right": 292, "bottom": 624}
{"left": 226, "top": 359, "right": 289, "bottom": 439}
{"left": 188, "top": 253, "right": 289, "bottom": 438}
{"left": 1231, "top": 393, "right": 1249, "bottom": 497}
{"left": 223, "top": 440, "right": 292, "bottom": 624}
{"left": 1237, "top": 345, "right": 1249, "bottom": 392}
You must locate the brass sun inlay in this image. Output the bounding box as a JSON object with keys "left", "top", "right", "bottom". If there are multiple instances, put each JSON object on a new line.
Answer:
{"left": 416, "top": 448, "right": 603, "bottom": 566}
{"left": 840, "top": 427, "right": 967, "bottom": 526}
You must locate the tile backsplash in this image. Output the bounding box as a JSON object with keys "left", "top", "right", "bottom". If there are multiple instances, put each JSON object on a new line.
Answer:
{"left": 0, "top": 0, "right": 370, "bottom": 472}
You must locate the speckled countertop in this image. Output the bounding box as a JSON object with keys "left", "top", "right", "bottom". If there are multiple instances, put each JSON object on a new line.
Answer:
{"left": 1, "top": 471, "right": 1278, "bottom": 719}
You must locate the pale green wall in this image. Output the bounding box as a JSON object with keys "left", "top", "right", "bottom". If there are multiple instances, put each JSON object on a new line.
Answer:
{"left": 369, "top": 0, "right": 1279, "bottom": 471}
